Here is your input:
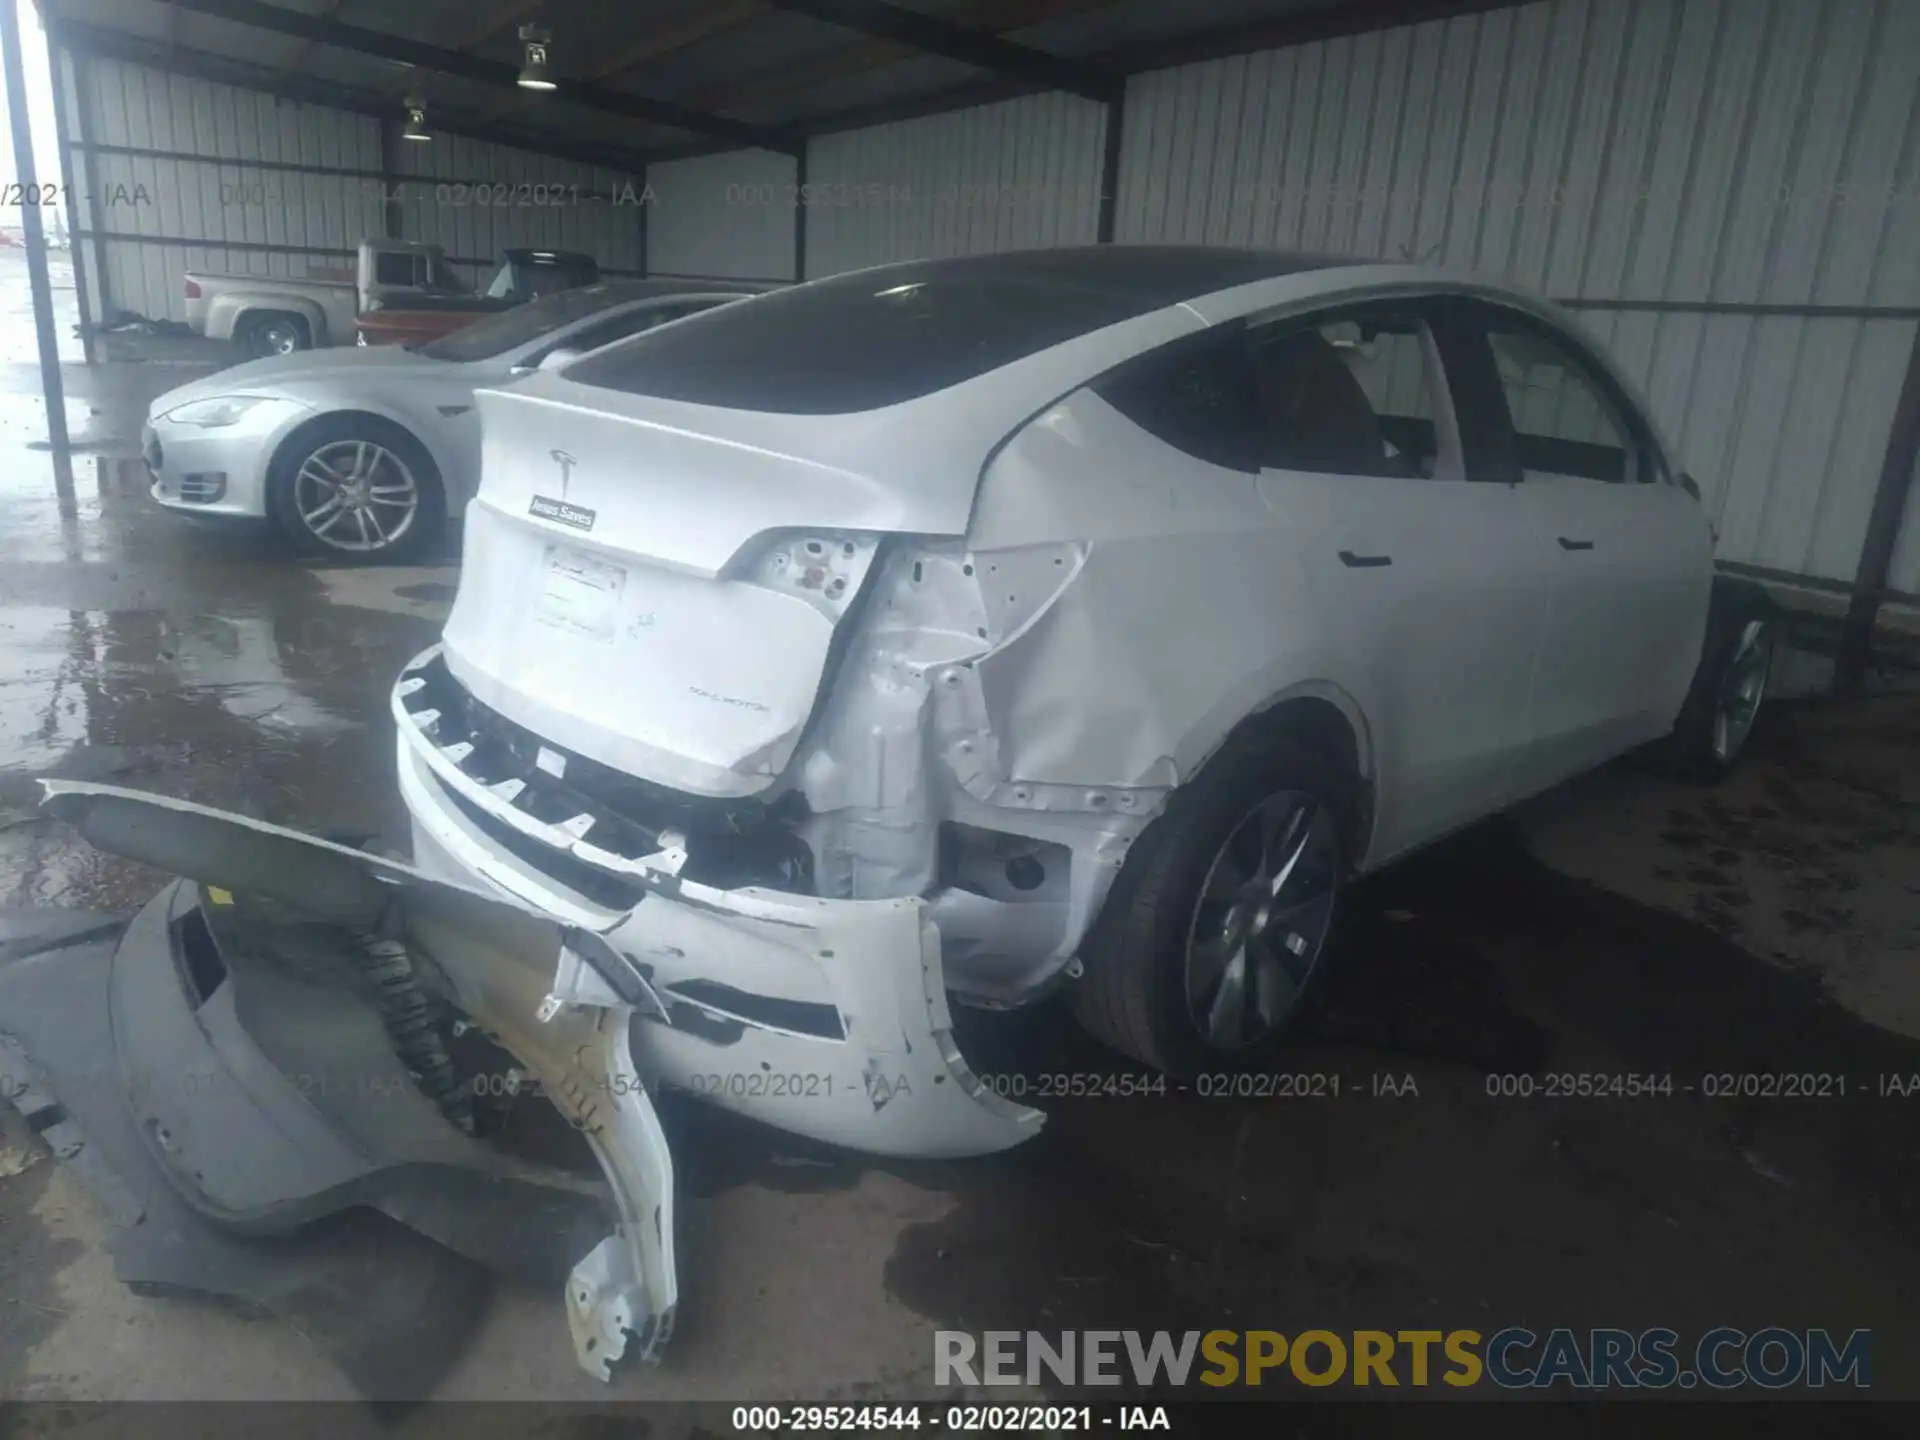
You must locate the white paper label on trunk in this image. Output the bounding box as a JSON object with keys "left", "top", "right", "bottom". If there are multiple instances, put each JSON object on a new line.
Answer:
{"left": 535, "top": 544, "right": 626, "bottom": 643}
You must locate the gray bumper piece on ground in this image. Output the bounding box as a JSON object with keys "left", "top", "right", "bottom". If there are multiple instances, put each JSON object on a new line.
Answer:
{"left": 37, "top": 780, "right": 678, "bottom": 1383}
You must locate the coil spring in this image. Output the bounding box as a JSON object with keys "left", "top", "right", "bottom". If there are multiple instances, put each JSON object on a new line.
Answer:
{"left": 356, "top": 932, "right": 475, "bottom": 1134}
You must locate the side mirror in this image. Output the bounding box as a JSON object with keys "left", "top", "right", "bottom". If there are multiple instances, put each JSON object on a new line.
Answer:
{"left": 512, "top": 347, "right": 581, "bottom": 377}
{"left": 1679, "top": 471, "right": 1701, "bottom": 501}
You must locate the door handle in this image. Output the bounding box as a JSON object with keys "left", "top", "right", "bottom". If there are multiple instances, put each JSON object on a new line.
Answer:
{"left": 1338, "top": 550, "right": 1392, "bottom": 568}
{"left": 1557, "top": 537, "right": 1595, "bottom": 551}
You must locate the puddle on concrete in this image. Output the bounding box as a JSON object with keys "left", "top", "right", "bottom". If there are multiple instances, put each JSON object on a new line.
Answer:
{"left": 835, "top": 823, "right": 1920, "bottom": 1393}
{"left": 635, "top": 816, "right": 1920, "bottom": 1397}
{"left": 0, "top": 456, "right": 443, "bottom": 911}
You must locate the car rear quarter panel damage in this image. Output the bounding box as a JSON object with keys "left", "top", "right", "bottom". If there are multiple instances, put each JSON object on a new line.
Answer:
{"left": 757, "top": 393, "right": 1380, "bottom": 1010}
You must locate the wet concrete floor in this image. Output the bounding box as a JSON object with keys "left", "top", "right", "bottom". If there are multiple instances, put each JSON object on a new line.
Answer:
{"left": 0, "top": 249, "right": 1918, "bottom": 1421}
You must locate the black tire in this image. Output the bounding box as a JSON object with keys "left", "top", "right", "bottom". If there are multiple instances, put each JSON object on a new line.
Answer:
{"left": 1071, "top": 731, "right": 1352, "bottom": 1076}
{"left": 1647, "top": 579, "right": 1778, "bottom": 783}
{"left": 241, "top": 310, "right": 312, "bottom": 357}
{"left": 267, "top": 413, "right": 445, "bottom": 564}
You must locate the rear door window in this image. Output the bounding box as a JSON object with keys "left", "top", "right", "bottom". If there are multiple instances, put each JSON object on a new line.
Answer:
{"left": 1244, "top": 308, "right": 1450, "bottom": 478}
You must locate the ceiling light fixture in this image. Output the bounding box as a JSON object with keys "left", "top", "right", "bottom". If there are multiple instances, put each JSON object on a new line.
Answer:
{"left": 518, "top": 23, "right": 557, "bottom": 91}
{"left": 401, "top": 94, "right": 431, "bottom": 142}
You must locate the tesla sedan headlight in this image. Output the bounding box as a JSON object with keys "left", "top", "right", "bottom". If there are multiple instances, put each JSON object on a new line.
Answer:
{"left": 161, "top": 396, "right": 272, "bottom": 429}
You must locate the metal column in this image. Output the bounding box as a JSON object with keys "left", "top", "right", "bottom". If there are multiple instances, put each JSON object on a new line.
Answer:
{"left": 2, "top": 0, "right": 76, "bottom": 511}
{"left": 67, "top": 41, "right": 111, "bottom": 323}
{"left": 41, "top": 11, "right": 96, "bottom": 363}
{"left": 1095, "top": 84, "right": 1125, "bottom": 244}
{"left": 379, "top": 114, "right": 405, "bottom": 240}
{"left": 792, "top": 144, "right": 807, "bottom": 282}
{"left": 636, "top": 165, "right": 649, "bottom": 277}
{"left": 1835, "top": 326, "right": 1920, "bottom": 693}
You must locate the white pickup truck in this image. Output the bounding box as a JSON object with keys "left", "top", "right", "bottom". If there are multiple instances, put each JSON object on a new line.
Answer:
{"left": 182, "top": 239, "right": 475, "bottom": 356}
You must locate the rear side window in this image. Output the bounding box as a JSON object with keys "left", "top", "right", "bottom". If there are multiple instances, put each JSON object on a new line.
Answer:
{"left": 1246, "top": 310, "right": 1443, "bottom": 478}
{"left": 1092, "top": 330, "right": 1264, "bottom": 473}
{"left": 565, "top": 269, "right": 1169, "bottom": 415}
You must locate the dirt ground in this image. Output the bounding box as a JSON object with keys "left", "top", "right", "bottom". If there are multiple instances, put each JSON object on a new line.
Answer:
{"left": 1, "top": 248, "right": 1918, "bottom": 1426}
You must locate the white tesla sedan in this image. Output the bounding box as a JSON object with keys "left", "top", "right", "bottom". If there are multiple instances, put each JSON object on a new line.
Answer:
{"left": 141, "top": 279, "right": 766, "bottom": 561}
{"left": 392, "top": 246, "right": 1773, "bottom": 1155}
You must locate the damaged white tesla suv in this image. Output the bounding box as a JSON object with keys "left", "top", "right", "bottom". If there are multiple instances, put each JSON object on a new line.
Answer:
{"left": 393, "top": 245, "right": 1771, "bottom": 1144}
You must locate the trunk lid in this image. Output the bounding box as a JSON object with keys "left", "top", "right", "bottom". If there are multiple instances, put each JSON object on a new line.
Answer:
{"left": 442, "top": 382, "right": 978, "bottom": 798}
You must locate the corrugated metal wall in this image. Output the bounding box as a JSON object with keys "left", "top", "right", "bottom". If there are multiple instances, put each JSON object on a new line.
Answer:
{"left": 646, "top": 148, "right": 800, "bottom": 281}
{"left": 69, "top": 56, "right": 382, "bottom": 323}
{"left": 55, "top": 1, "right": 1920, "bottom": 599}
{"left": 64, "top": 57, "right": 645, "bottom": 322}
{"left": 804, "top": 91, "right": 1108, "bottom": 278}
{"left": 1113, "top": 0, "right": 1920, "bottom": 589}
{"left": 394, "top": 133, "right": 644, "bottom": 286}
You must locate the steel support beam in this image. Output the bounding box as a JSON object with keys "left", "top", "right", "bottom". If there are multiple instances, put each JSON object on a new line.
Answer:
{"left": 1094, "top": 0, "right": 1537, "bottom": 75}
{"left": 61, "top": 22, "right": 658, "bottom": 177}
{"left": 793, "top": 145, "right": 808, "bottom": 281}
{"left": 1835, "top": 326, "right": 1920, "bottom": 693}
{"left": 759, "top": 0, "right": 1117, "bottom": 101}
{"left": 40, "top": 9, "right": 96, "bottom": 362}
{"left": 154, "top": 0, "right": 802, "bottom": 153}
{"left": 2, "top": 0, "right": 76, "bottom": 512}
{"left": 68, "top": 44, "right": 114, "bottom": 322}
{"left": 379, "top": 116, "right": 404, "bottom": 240}
{"left": 1095, "top": 82, "right": 1124, "bottom": 242}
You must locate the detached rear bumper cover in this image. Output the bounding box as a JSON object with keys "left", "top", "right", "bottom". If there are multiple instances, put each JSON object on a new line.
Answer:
{"left": 393, "top": 650, "right": 1045, "bottom": 1161}
{"left": 39, "top": 778, "right": 1041, "bottom": 1375}
{"left": 40, "top": 780, "right": 672, "bottom": 1382}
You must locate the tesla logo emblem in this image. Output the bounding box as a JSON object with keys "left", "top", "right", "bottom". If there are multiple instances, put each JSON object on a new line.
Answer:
{"left": 549, "top": 448, "right": 578, "bottom": 496}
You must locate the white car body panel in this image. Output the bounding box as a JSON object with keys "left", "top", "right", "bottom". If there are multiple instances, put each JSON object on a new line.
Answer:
{"left": 145, "top": 344, "right": 478, "bottom": 521}
{"left": 391, "top": 680, "right": 1044, "bottom": 1157}
{"left": 405, "top": 246, "right": 1717, "bottom": 1086}
{"left": 1515, "top": 472, "right": 1715, "bottom": 789}
{"left": 969, "top": 381, "right": 1557, "bottom": 867}
{"left": 463, "top": 295, "right": 1208, "bottom": 560}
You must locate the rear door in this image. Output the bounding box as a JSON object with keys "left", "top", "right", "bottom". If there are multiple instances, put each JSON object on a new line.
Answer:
{"left": 1453, "top": 301, "right": 1713, "bottom": 791}
{"left": 1243, "top": 300, "right": 1556, "bottom": 864}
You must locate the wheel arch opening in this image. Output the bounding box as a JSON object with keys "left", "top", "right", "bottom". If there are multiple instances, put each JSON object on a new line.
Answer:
{"left": 268, "top": 409, "right": 434, "bottom": 480}
{"left": 1245, "top": 693, "right": 1375, "bottom": 867}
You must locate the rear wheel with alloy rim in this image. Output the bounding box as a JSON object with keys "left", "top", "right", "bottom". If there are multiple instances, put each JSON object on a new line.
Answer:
{"left": 1649, "top": 580, "right": 1776, "bottom": 782}
{"left": 1073, "top": 732, "right": 1350, "bottom": 1076}
{"left": 268, "top": 415, "right": 444, "bottom": 563}
{"left": 1711, "top": 616, "right": 1772, "bottom": 766}
{"left": 1185, "top": 790, "right": 1340, "bottom": 1050}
